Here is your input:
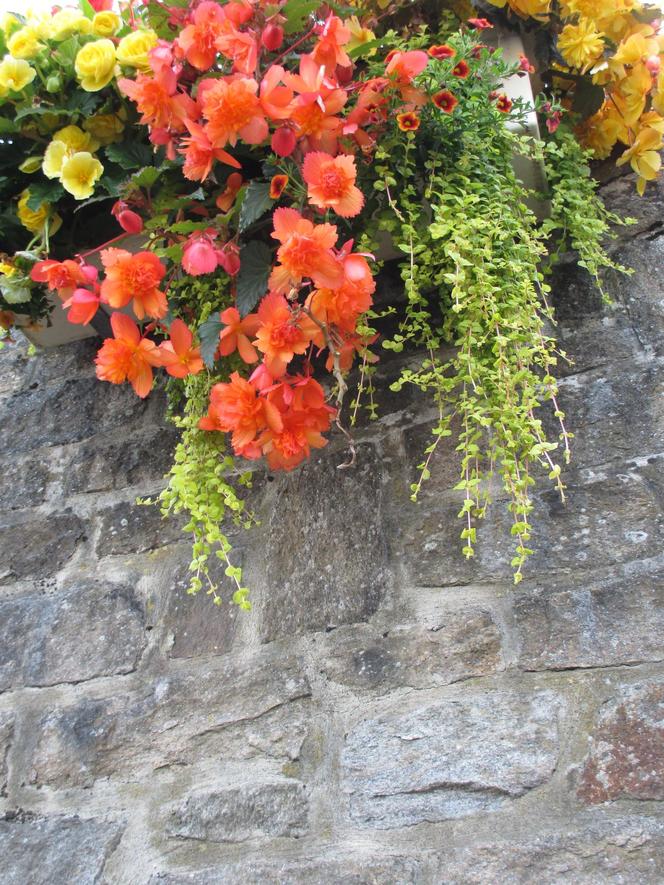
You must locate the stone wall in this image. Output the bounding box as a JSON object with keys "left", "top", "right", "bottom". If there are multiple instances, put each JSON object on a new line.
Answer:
{"left": 2, "top": 177, "right": 664, "bottom": 884}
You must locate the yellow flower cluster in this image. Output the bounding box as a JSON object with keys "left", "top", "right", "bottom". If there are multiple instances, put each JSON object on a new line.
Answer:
{"left": 488, "top": 0, "right": 664, "bottom": 192}
{"left": 42, "top": 125, "right": 104, "bottom": 200}
{"left": 16, "top": 191, "right": 62, "bottom": 235}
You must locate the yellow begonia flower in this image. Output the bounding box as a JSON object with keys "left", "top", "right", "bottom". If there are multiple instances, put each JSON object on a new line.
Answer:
{"left": 0, "top": 56, "right": 37, "bottom": 92}
{"left": 617, "top": 127, "right": 663, "bottom": 194}
{"left": 611, "top": 63, "right": 651, "bottom": 127}
{"left": 53, "top": 124, "right": 99, "bottom": 153}
{"left": 116, "top": 29, "right": 158, "bottom": 72}
{"left": 60, "top": 152, "right": 104, "bottom": 200}
{"left": 0, "top": 262, "right": 16, "bottom": 276}
{"left": 558, "top": 19, "right": 605, "bottom": 71}
{"left": 50, "top": 9, "right": 92, "bottom": 41}
{"left": 17, "top": 189, "right": 62, "bottom": 235}
{"left": 488, "top": 0, "right": 551, "bottom": 21}
{"left": 42, "top": 125, "right": 100, "bottom": 179}
{"left": 7, "top": 27, "right": 44, "bottom": 60}
{"left": 92, "top": 12, "right": 121, "bottom": 38}
{"left": 84, "top": 113, "right": 125, "bottom": 145}
{"left": 1, "top": 13, "right": 20, "bottom": 36}
{"left": 74, "top": 39, "right": 117, "bottom": 92}
{"left": 578, "top": 105, "right": 625, "bottom": 158}
{"left": 346, "top": 16, "right": 376, "bottom": 56}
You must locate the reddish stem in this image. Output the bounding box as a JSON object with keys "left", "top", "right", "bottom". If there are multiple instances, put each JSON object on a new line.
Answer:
{"left": 76, "top": 232, "right": 132, "bottom": 261}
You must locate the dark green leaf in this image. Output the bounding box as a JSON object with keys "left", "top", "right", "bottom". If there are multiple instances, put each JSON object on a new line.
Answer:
{"left": 127, "top": 166, "right": 161, "bottom": 190}
{"left": 197, "top": 316, "right": 223, "bottom": 367}
{"left": 238, "top": 181, "right": 273, "bottom": 233}
{"left": 105, "top": 141, "right": 155, "bottom": 170}
{"left": 282, "top": 0, "right": 320, "bottom": 35}
{"left": 166, "top": 220, "right": 210, "bottom": 234}
{"left": 0, "top": 118, "right": 17, "bottom": 134}
{"left": 236, "top": 240, "right": 272, "bottom": 317}
{"left": 65, "top": 90, "right": 101, "bottom": 117}
{"left": 26, "top": 180, "right": 64, "bottom": 211}
{"left": 14, "top": 105, "right": 65, "bottom": 122}
{"left": 187, "top": 186, "right": 206, "bottom": 201}
{"left": 571, "top": 78, "right": 605, "bottom": 120}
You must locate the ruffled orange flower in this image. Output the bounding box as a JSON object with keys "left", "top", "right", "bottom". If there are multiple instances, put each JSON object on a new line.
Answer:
{"left": 218, "top": 305, "right": 260, "bottom": 363}
{"left": 302, "top": 151, "right": 364, "bottom": 217}
{"left": 200, "top": 76, "right": 268, "bottom": 148}
{"left": 385, "top": 49, "right": 429, "bottom": 83}
{"left": 158, "top": 318, "right": 204, "bottom": 378}
{"left": 100, "top": 248, "right": 168, "bottom": 320}
{"left": 177, "top": 1, "right": 226, "bottom": 70}
{"left": 179, "top": 118, "right": 241, "bottom": 181}
{"left": 95, "top": 311, "right": 163, "bottom": 398}
{"left": 269, "top": 207, "right": 343, "bottom": 294}
{"left": 215, "top": 22, "right": 258, "bottom": 76}
{"left": 259, "top": 376, "right": 334, "bottom": 470}
{"left": 199, "top": 371, "right": 273, "bottom": 457}
{"left": 308, "top": 254, "right": 375, "bottom": 333}
{"left": 260, "top": 65, "right": 295, "bottom": 120}
{"left": 253, "top": 291, "right": 318, "bottom": 377}
{"left": 311, "top": 14, "right": 351, "bottom": 73}
{"left": 31, "top": 259, "right": 86, "bottom": 298}
{"left": 284, "top": 55, "right": 347, "bottom": 147}
{"left": 118, "top": 74, "right": 196, "bottom": 132}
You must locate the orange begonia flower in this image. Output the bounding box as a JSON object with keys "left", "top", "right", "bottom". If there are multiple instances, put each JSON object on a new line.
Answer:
{"left": 100, "top": 248, "right": 168, "bottom": 320}
{"left": 284, "top": 55, "right": 347, "bottom": 147}
{"left": 31, "top": 259, "right": 86, "bottom": 298}
{"left": 253, "top": 291, "right": 318, "bottom": 377}
{"left": 259, "top": 376, "right": 334, "bottom": 470}
{"left": 95, "top": 311, "right": 163, "bottom": 398}
{"left": 118, "top": 74, "right": 196, "bottom": 133}
{"left": 159, "top": 318, "right": 204, "bottom": 378}
{"left": 311, "top": 14, "right": 351, "bottom": 73}
{"left": 62, "top": 288, "right": 101, "bottom": 325}
{"left": 308, "top": 253, "right": 375, "bottom": 333}
{"left": 269, "top": 207, "right": 343, "bottom": 294}
{"left": 177, "top": 1, "right": 227, "bottom": 71}
{"left": 385, "top": 50, "right": 429, "bottom": 83}
{"left": 199, "top": 371, "right": 272, "bottom": 457}
{"left": 302, "top": 151, "right": 364, "bottom": 217}
{"left": 200, "top": 76, "right": 268, "bottom": 148}
{"left": 218, "top": 306, "right": 261, "bottom": 363}
{"left": 180, "top": 119, "right": 241, "bottom": 181}
{"left": 260, "top": 65, "right": 295, "bottom": 120}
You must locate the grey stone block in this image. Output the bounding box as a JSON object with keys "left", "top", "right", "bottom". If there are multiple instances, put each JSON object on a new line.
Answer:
{"left": 0, "top": 581, "right": 145, "bottom": 692}
{"left": 0, "top": 511, "right": 84, "bottom": 583}
{"left": 168, "top": 780, "right": 308, "bottom": 843}
{"left": 341, "top": 689, "right": 563, "bottom": 827}
{"left": 96, "top": 500, "right": 184, "bottom": 556}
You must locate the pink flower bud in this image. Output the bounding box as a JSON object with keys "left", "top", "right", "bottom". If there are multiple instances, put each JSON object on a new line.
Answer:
{"left": 271, "top": 126, "right": 297, "bottom": 158}
{"left": 182, "top": 238, "right": 218, "bottom": 276}
{"left": 646, "top": 54, "right": 661, "bottom": 75}
{"left": 261, "top": 23, "right": 284, "bottom": 51}
{"left": 217, "top": 243, "right": 240, "bottom": 276}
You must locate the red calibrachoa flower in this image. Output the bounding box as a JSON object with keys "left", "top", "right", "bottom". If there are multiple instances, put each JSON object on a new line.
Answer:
{"left": 95, "top": 312, "right": 163, "bottom": 398}
{"left": 158, "top": 319, "right": 204, "bottom": 378}
{"left": 428, "top": 44, "right": 455, "bottom": 60}
{"left": 495, "top": 93, "right": 513, "bottom": 113}
{"left": 452, "top": 60, "right": 470, "bottom": 78}
{"left": 397, "top": 111, "right": 420, "bottom": 131}
{"left": 269, "top": 174, "right": 289, "bottom": 199}
{"left": 100, "top": 248, "right": 168, "bottom": 320}
{"left": 467, "top": 17, "right": 493, "bottom": 29}
{"left": 302, "top": 152, "right": 364, "bottom": 217}
{"left": 433, "top": 90, "right": 459, "bottom": 113}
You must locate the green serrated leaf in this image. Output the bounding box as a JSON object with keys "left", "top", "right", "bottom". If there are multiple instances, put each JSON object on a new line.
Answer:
{"left": 166, "top": 220, "right": 210, "bottom": 235}
{"left": 236, "top": 240, "right": 272, "bottom": 317}
{"left": 238, "top": 181, "right": 272, "bottom": 233}
{"left": 65, "top": 90, "right": 101, "bottom": 117}
{"left": 197, "top": 316, "right": 223, "bottom": 367}
{"left": 26, "top": 180, "right": 64, "bottom": 211}
{"left": 127, "top": 166, "right": 161, "bottom": 190}
{"left": 105, "top": 141, "right": 155, "bottom": 171}
{"left": 0, "top": 117, "right": 18, "bottom": 135}
{"left": 14, "top": 105, "right": 65, "bottom": 122}
{"left": 282, "top": 0, "right": 320, "bottom": 34}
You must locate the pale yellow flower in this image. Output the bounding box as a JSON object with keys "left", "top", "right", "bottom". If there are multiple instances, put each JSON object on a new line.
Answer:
{"left": 0, "top": 13, "right": 20, "bottom": 36}
{"left": 53, "top": 124, "right": 99, "bottom": 153}
{"left": 558, "top": 19, "right": 605, "bottom": 71}
{"left": 60, "top": 151, "right": 104, "bottom": 199}
{"left": 83, "top": 113, "right": 125, "bottom": 145}
{"left": 75, "top": 39, "right": 116, "bottom": 92}
{"left": 7, "top": 27, "right": 43, "bottom": 60}
{"left": 488, "top": 0, "right": 551, "bottom": 21}
{"left": 92, "top": 12, "right": 121, "bottom": 37}
{"left": 116, "top": 29, "right": 158, "bottom": 72}
{"left": 617, "top": 126, "right": 663, "bottom": 194}
{"left": 0, "top": 56, "right": 37, "bottom": 92}
{"left": 42, "top": 140, "right": 69, "bottom": 179}
{"left": 346, "top": 16, "right": 376, "bottom": 56}
{"left": 42, "top": 125, "right": 100, "bottom": 179}
{"left": 50, "top": 9, "right": 92, "bottom": 41}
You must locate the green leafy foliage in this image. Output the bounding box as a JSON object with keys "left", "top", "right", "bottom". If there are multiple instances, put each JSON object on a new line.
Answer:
{"left": 105, "top": 141, "right": 155, "bottom": 171}
{"left": 238, "top": 181, "right": 273, "bottom": 233}
{"left": 198, "top": 316, "right": 224, "bottom": 367}
{"left": 236, "top": 240, "right": 272, "bottom": 316}
{"left": 26, "top": 180, "right": 65, "bottom": 211}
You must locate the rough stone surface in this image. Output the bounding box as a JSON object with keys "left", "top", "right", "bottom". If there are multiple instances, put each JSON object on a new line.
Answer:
{"left": 2, "top": 178, "right": 664, "bottom": 883}
{"left": 168, "top": 780, "right": 309, "bottom": 843}
{"left": 149, "top": 853, "right": 426, "bottom": 884}
{"left": 0, "top": 581, "right": 145, "bottom": 691}
{"left": 341, "top": 690, "right": 563, "bottom": 827}
{"left": 0, "top": 813, "right": 123, "bottom": 885}
{"left": 257, "top": 443, "right": 388, "bottom": 642}
{"left": 578, "top": 681, "right": 664, "bottom": 805}
{"left": 0, "top": 511, "right": 84, "bottom": 583}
